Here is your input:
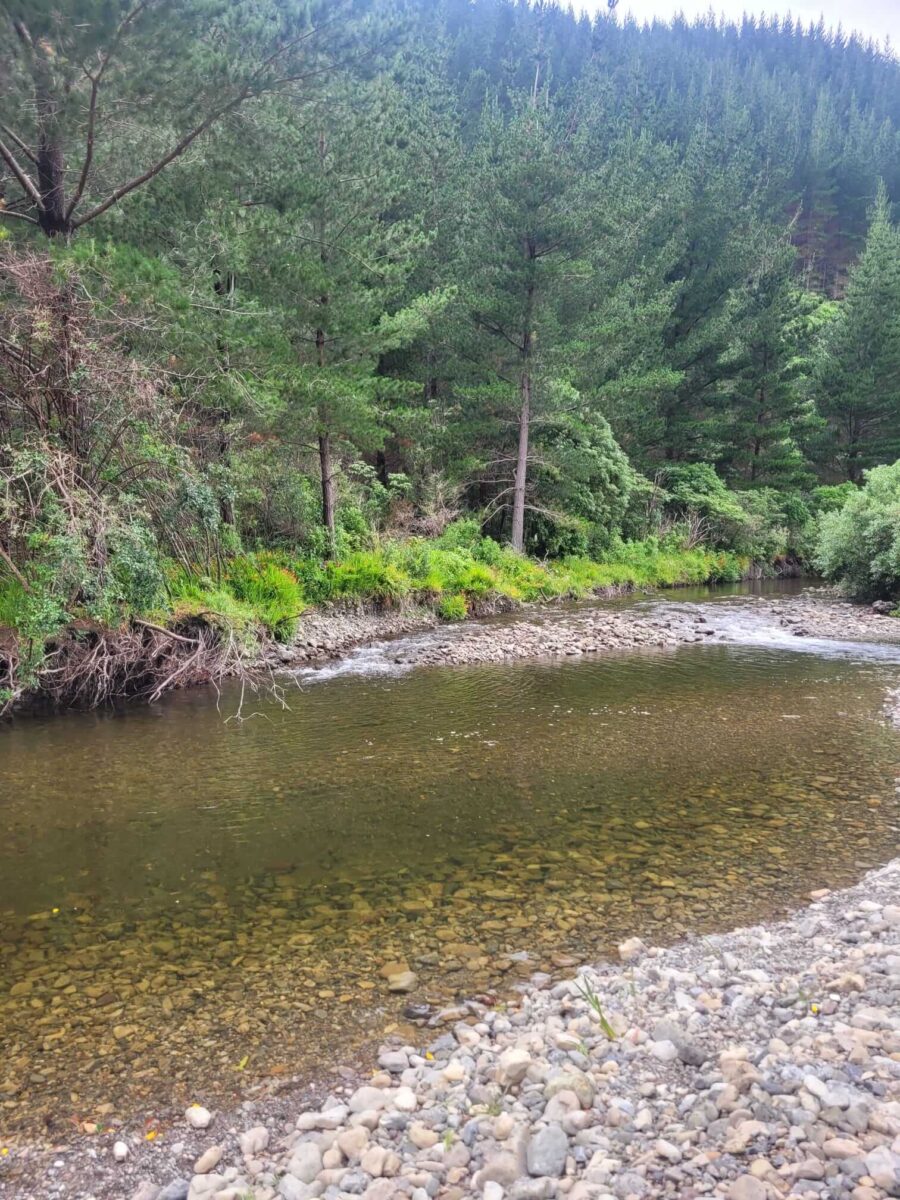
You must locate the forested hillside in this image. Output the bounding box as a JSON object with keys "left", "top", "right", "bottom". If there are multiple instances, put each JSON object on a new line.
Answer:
{"left": 1, "top": 0, "right": 899, "bottom": 706}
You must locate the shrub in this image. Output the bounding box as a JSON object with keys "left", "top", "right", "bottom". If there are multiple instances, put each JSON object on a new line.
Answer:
{"left": 815, "top": 461, "right": 900, "bottom": 599}
{"left": 730, "top": 489, "right": 790, "bottom": 562}
{"left": 437, "top": 518, "right": 485, "bottom": 553}
{"left": 438, "top": 592, "right": 468, "bottom": 620}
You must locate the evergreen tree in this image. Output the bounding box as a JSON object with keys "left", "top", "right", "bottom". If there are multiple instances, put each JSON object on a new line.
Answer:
{"left": 241, "top": 78, "right": 451, "bottom": 550}
{"left": 813, "top": 184, "right": 900, "bottom": 480}
{"left": 0, "top": 0, "right": 354, "bottom": 237}
{"left": 649, "top": 117, "right": 774, "bottom": 465}
{"left": 714, "top": 242, "right": 820, "bottom": 488}
{"left": 458, "top": 86, "right": 643, "bottom": 551}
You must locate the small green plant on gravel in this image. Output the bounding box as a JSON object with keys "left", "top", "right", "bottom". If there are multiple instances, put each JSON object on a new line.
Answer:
{"left": 575, "top": 976, "right": 618, "bottom": 1040}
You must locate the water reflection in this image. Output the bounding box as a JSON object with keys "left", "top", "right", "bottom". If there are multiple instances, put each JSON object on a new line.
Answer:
{"left": 0, "top": 594, "right": 898, "bottom": 1136}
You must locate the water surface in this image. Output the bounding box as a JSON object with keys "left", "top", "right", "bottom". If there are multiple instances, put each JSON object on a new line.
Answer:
{"left": 1, "top": 588, "right": 898, "bottom": 1137}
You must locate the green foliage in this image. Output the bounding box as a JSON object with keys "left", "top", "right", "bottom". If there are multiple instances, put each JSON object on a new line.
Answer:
{"left": 575, "top": 976, "right": 618, "bottom": 1041}
{"left": 165, "top": 571, "right": 262, "bottom": 650}
{"left": 315, "top": 551, "right": 411, "bottom": 605}
{"left": 283, "top": 534, "right": 748, "bottom": 613}
{"left": 225, "top": 555, "right": 303, "bottom": 642}
{"left": 812, "top": 185, "right": 900, "bottom": 480}
{"left": 437, "top": 592, "right": 468, "bottom": 621}
{"left": 815, "top": 462, "right": 900, "bottom": 600}
{"left": 809, "top": 483, "right": 857, "bottom": 516}
{"left": 3, "top": 0, "right": 900, "bottom": 707}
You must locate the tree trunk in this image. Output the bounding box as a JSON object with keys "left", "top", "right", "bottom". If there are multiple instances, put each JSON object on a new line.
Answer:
{"left": 510, "top": 262, "right": 536, "bottom": 553}
{"left": 318, "top": 427, "right": 336, "bottom": 555}
{"left": 314, "top": 322, "right": 336, "bottom": 556}
{"left": 511, "top": 371, "right": 530, "bottom": 553}
{"left": 36, "top": 140, "right": 70, "bottom": 237}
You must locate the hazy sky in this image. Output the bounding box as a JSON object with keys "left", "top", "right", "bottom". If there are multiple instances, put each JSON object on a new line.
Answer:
{"left": 578, "top": 0, "right": 899, "bottom": 49}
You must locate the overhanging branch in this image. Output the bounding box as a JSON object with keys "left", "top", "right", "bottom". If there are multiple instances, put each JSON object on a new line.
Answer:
{"left": 0, "top": 138, "right": 43, "bottom": 210}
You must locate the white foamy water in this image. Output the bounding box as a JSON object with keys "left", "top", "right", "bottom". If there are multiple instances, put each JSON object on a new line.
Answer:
{"left": 642, "top": 596, "right": 900, "bottom": 664}
{"left": 292, "top": 592, "right": 900, "bottom": 685}
{"left": 292, "top": 619, "right": 475, "bottom": 684}
{"left": 293, "top": 640, "right": 414, "bottom": 683}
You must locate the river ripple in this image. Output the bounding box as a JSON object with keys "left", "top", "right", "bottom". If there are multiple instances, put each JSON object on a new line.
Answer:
{"left": 0, "top": 588, "right": 898, "bottom": 1138}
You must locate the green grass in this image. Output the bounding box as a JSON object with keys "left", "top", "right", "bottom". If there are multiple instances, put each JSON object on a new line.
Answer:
{"left": 0, "top": 533, "right": 751, "bottom": 655}
{"left": 271, "top": 532, "right": 748, "bottom": 620}
{"left": 155, "top": 534, "right": 748, "bottom": 639}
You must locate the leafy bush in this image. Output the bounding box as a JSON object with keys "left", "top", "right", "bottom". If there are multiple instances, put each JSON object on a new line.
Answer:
{"left": 809, "top": 482, "right": 857, "bottom": 515}
{"left": 729, "top": 489, "right": 790, "bottom": 562}
{"left": 525, "top": 412, "right": 635, "bottom": 558}
{"left": 815, "top": 461, "right": 900, "bottom": 599}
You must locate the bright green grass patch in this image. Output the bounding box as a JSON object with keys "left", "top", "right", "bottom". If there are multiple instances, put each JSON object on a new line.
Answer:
{"left": 161, "top": 553, "right": 304, "bottom": 643}
{"left": 437, "top": 591, "right": 468, "bottom": 620}
{"left": 224, "top": 554, "right": 303, "bottom": 642}
{"left": 1, "top": 535, "right": 751, "bottom": 656}
{"left": 279, "top": 534, "right": 749, "bottom": 613}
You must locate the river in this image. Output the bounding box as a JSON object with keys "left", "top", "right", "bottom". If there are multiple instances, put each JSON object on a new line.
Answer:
{"left": 1, "top": 585, "right": 898, "bottom": 1138}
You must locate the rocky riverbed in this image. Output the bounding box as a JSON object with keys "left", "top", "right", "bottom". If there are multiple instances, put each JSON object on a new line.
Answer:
{"left": 269, "top": 590, "right": 900, "bottom": 674}
{"left": 9, "top": 861, "right": 899, "bottom": 1200}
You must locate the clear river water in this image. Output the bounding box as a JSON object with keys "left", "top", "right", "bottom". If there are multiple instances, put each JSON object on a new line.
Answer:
{"left": 1, "top": 585, "right": 899, "bottom": 1139}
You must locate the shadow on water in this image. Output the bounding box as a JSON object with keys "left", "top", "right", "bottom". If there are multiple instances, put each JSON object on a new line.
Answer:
{"left": 0, "top": 583, "right": 898, "bottom": 1136}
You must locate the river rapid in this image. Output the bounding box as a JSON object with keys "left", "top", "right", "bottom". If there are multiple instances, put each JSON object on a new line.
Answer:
{"left": 0, "top": 584, "right": 898, "bottom": 1141}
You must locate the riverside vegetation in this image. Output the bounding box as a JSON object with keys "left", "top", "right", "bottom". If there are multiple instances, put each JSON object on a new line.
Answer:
{"left": 4, "top": 7, "right": 900, "bottom": 1199}
{"left": 1, "top": 1, "right": 900, "bottom": 709}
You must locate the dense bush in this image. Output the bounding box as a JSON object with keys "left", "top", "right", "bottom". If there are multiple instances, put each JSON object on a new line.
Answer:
{"left": 815, "top": 462, "right": 900, "bottom": 600}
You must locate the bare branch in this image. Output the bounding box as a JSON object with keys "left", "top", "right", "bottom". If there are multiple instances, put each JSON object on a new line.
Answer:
{"left": 73, "top": 95, "right": 242, "bottom": 228}
{"left": 0, "top": 138, "right": 43, "bottom": 210}
{"left": 66, "top": 0, "right": 153, "bottom": 220}
{"left": 0, "top": 209, "right": 40, "bottom": 226}
{"left": 74, "top": 14, "right": 344, "bottom": 229}
{"left": 66, "top": 71, "right": 102, "bottom": 222}
{"left": 0, "top": 123, "right": 38, "bottom": 165}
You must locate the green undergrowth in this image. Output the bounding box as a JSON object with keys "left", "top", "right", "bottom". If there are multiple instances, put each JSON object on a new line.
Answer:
{"left": 286, "top": 532, "right": 748, "bottom": 615}
{"left": 152, "top": 526, "right": 750, "bottom": 643}
{"left": 1, "top": 529, "right": 751, "bottom": 661}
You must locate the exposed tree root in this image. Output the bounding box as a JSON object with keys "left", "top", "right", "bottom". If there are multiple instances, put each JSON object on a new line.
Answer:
{"left": 0, "top": 618, "right": 265, "bottom": 715}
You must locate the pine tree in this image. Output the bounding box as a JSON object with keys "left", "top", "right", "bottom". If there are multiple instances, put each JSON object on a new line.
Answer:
{"left": 714, "top": 242, "right": 820, "bottom": 488}
{"left": 457, "top": 86, "right": 619, "bottom": 552}
{"left": 241, "top": 77, "right": 451, "bottom": 551}
{"left": 813, "top": 184, "right": 900, "bottom": 480}
{"left": 0, "top": 0, "right": 353, "bottom": 237}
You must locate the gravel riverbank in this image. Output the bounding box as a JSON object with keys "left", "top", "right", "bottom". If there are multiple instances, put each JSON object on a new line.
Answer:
{"left": 10, "top": 861, "right": 899, "bottom": 1200}
{"left": 270, "top": 591, "right": 900, "bottom": 673}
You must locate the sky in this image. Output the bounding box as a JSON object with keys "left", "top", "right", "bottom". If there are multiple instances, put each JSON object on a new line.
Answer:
{"left": 577, "top": 0, "right": 899, "bottom": 49}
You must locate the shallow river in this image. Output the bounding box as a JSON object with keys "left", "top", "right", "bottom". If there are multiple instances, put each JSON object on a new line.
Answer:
{"left": 1, "top": 586, "right": 899, "bottom": 1138}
